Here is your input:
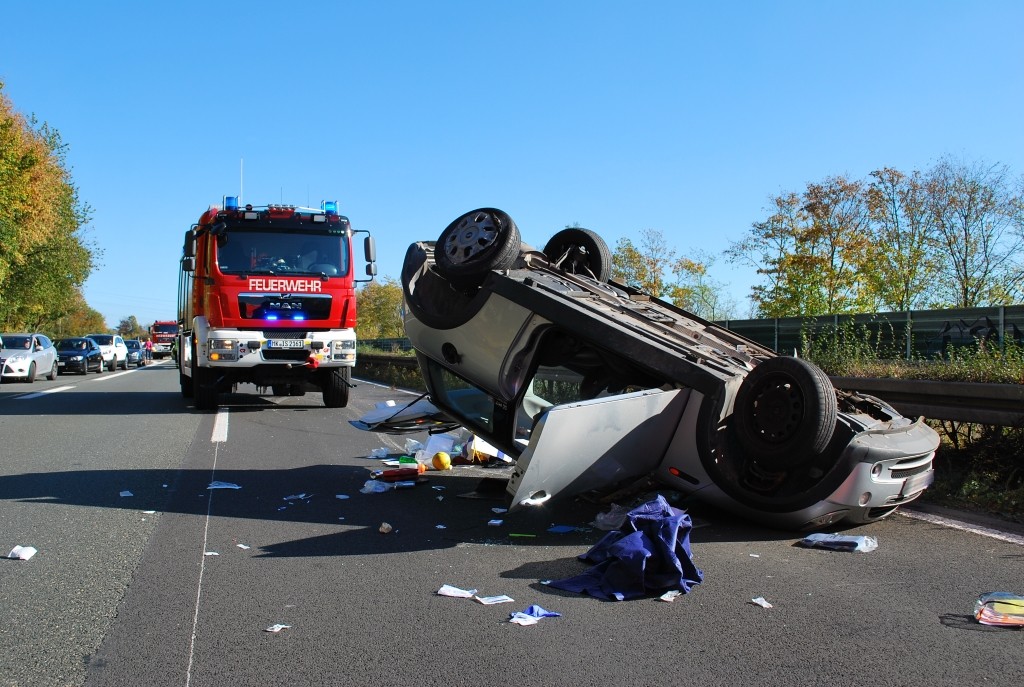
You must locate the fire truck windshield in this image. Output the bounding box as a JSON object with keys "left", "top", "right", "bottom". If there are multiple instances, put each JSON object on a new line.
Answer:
{"left": 152, "top": 324, "right": 177, "bottom": 334}
{"left": 215, "top": 231, "right": 348, "bottom": 277}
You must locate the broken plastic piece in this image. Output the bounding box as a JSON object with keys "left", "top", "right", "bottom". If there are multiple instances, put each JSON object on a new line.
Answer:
{"left": 658, "top": 590, "right": 682, "bottom": 602}
{"left": 368, "top": 447, "right": 389, "bottom": 459}
{"left": 975, "top": 592, "right": 1024, "bottom": 627}
{"left": 436, "top": 584, "right": 477, "bottom": 598}
{"left": 360, "top": 480, "right": 394, "bottom": 494}
{"left": 120, "top": 490, "right": 133, "bottom": 497}
{"left": 750, "top": 596, "right": 773, "bottom": 609}
{"left": 379, "top": 522, "right": 393, "bottom": 534}
{"left": 7, "top": 545, "right": 37, "bottom": 561}
{"left": 487, "top": 519, "right": 504, "bottom": 527}
{"left": 798, "top": 533, "right": 878, "bottom": 552}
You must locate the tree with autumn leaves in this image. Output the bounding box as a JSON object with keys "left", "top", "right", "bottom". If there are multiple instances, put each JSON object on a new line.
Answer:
{"left": 727, "top": 159, "right": 1024, "bottom": 317}
{"left": 0, "top": 82, "right": 100, "bottom": 334}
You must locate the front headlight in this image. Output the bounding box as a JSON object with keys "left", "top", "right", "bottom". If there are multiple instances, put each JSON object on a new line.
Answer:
{"left": 7, "top": 353, "right": 28, "bottom": 363}
{"left": 208, "top": 339, "right": 237, "bottom": 361}
{"left": 70, "top": 355, "right": 83, "bottom": 362}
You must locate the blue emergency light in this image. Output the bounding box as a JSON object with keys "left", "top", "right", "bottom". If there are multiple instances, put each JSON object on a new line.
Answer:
{"left": 224, "top": 196, "right": 239, "bottom": 211}
{"left": 322, "top": 200, "right": 338, "bottom": 215}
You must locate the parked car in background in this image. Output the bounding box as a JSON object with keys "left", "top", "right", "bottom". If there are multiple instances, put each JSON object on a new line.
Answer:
{"left": 125, "top": 339, "right": 145, "bottom": 367}
{"left": 85, "top": 334, "right": 129, "bottom": 371}
{"left": 0, "top": 333, "right": 58, "bottom": 382}
{"left": 54, "top": 337, "right": 105, "bottom": 375}
{"left": 375, "top": 207, "right": 940, "bottom": 530}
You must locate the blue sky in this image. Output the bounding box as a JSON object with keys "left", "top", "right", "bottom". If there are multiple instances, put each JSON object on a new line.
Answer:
{"left": 3, "top": 1, "right": 1022, "bottom": 327}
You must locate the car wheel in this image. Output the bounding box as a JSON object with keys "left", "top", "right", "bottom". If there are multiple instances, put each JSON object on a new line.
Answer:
{"left": 435, "top": 208, "right": 522, "bottom": 289}
{"left": 47, "top": 360, "right": 57, "bottom": 380}
{"left": 731, "top": 356, "right": 837, "bottom": 471}
{"left": 96, "top": 358, "right": 104, "bottom": 373}
{"left": 322, "top": 367, "right": 351, "bottom": 408}
{"left": 543, "top": 228, "right": 612, "bottom": 282}
{"left": 120, "top": 356, "right": 128, "bottom": 370}
{"left": 26, "top": 362, "right": 36, "bottom": 383}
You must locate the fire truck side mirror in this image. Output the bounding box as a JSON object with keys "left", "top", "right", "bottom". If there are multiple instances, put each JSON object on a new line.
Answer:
{"left": 364, "top": 236, "right": 377, "bottom": 263}
{"left": 182, "top": 257, "right": 196, "bottom": 272}
{"left": 184, "top": 230, "right": 197, "bottom": 258}
{"left": 365, "top": 263, "right": 378, "bottom": 277}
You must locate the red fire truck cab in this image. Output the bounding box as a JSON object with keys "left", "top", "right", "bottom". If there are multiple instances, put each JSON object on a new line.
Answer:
{"left": 178, "top": 196, "right": 376, "bottom": 410}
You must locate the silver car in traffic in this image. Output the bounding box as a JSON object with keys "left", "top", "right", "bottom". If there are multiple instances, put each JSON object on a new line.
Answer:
{"left": 0, "top": 333, "right": 58, "bottom": 382}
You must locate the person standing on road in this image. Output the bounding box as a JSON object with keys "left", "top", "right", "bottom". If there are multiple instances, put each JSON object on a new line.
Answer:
{"left": 144, "top": 338, "right": 153, "bottom": 362}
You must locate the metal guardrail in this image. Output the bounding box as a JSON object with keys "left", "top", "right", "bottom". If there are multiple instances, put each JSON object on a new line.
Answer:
{"left": 358, "top": 353, "right": 1023, "bottom": 427}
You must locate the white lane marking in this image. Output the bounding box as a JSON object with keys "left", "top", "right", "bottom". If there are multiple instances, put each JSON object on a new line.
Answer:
{"left": 900, "top": 510, "right": 1024, "bottom": 546}
{"left": 185, "top": 442, "right": 221, "bottom": 687}
{"left": 211, "top": 409, "right": 229, "bottom": 443}
{"left": 92, "top": 369, "right": 135, "bottom": 381}
{"left": 16, "top": 385, "right": 76, "bottom": 399}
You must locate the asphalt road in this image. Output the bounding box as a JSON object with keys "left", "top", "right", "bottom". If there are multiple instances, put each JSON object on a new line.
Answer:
{"left": 1, "top": 364, "right": 1022, "bottom": 687}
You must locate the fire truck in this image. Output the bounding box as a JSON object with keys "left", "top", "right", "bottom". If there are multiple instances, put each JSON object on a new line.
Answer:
{"left": 178, "top": 196, "right": 376, "bottom": 410}
{"left": 148, "top": 320, "right": 177, "bottom": 358}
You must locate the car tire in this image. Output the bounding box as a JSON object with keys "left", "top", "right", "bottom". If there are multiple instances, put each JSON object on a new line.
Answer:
{"left": 26, "top": 362, "right": 36, "bottom": 383}
{"left": 322, "top": 367, "right": 351, "bottom": 408}
{"left": 47, "top": 360, "right": 57, "bottom": 380}
{"left": 191, "top": 342, "right": 217, "bottom": 410}
{"left": 543, "top": 228, "right": 612, "bottom": 282}
{"left": 96, "top": 358, "right": 103, "bottom": 373}
{"left": 732, "top": 356, "right": 837, "bottom": 471}
{"left": 435, "top": 208, "right": 521, "bottom": 289}
{"left": 120, "top": 356, "right": 128, "bottom": 370}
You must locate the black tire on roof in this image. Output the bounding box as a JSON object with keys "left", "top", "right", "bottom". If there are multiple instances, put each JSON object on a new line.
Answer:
{"left": 543, "top": 228, "right": 612, "bottom": 282}
{"left": 434, "top": 208, "right": 521, "bottom": 290}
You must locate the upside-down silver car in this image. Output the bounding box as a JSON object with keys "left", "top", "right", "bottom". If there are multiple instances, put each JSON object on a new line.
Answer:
{"left": 374, "top": 208, "right": 939, "bottom": 530}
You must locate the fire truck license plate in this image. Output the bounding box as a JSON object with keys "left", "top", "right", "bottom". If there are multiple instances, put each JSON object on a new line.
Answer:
{"left": 269, "top": 339, "right": 305, "bottom": 349}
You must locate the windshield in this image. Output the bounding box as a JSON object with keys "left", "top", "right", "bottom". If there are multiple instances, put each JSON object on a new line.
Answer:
{"left": 126, "top": 341, "right": 141, "bottom": 350}
{"left": 1, "top": 335, "right": 31, "bottom": 350}
{"left": 152, "top": 325, "right": 177, "bottom": 334}
{"left": 90, "top": 335, "right": 113, "bottom": 345}
{"left": 56, "top": 339, "right": 89, "bottom": 351}
{"left": 215, "top": 230, "right": 349, "bottom": 277}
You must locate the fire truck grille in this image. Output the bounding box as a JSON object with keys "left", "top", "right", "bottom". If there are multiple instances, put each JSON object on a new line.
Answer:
{"left": 261, "top": 330, "right": 307, "bottom": 339}
{"left": 262, "top": 349, "right": 310, "bottom": 362}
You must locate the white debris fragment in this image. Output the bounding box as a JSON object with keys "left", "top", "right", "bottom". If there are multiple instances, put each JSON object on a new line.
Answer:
{"left": 658, "top": 590, "right": 682, "bottom": 602}
{"left": 487, "top": 519, "right": 504, "bottom": 527}
{"left": 750, "top": 596, "right": 773, "bottom": 609}
{"left": 436, "top": 584, "right": 477, "bottom": 598}
{"left": 335, "top": 494, "right": 350, "bottom": 500}
{"left": 120, "top": 490, "right": 133, "bottom": 497}
{"left": 143, "top": 510, "right": 156, "bottom": 515}
{"left": 208, "top": 481, "right": 241, "bottom": 490}
{"left": 436, "top": 524, "right": 447, "bottom": 529}
{"left": 204, "top": 551, "right": 219, "bottom": 556}
{"left": 7, "top": 545, "right": 37, "bottom": 561}
{"left": 237, "top": 544, "right": 251, "bottom": 550}
{"left": 379, "top": 522, "right": 393, "bottom": 534}
{"left": 491, "top": 508, "right": 508, "bottom": 514}
{"left": 264, "top": 624, "right": 291, "bottom": 633}
{"left": 474, "top": 595, "right": 514, "bottom": 605}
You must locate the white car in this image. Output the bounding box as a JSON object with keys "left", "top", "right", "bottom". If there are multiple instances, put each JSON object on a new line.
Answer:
{"left": 0, "top": 332, "right": 58, "bottom": 382}
{"left": 85, "top": 334, "right": 130, "bottom": 371}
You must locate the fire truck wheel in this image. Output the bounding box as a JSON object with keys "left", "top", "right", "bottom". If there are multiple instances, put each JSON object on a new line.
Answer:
{"left": 180, "top": 369, "right": 193, "bottom": 398}
{"left": 435, "top": 208, "right": 521, "bottom": 290}
{"left": 323, "top": 367, "right": 351, "bottom": 408}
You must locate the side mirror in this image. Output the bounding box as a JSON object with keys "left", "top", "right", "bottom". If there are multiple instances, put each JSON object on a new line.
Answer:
{"left": 365, "top": 263, "right": 378, "bottom": 277}
{"left": 364, "top": 236, "right": 377, "bottom": 263}
{"left": 184, "top": 230, "right": 196, "bottom": 258}
{"left": 182, "top": 256, "right": 196, "bottom": 272}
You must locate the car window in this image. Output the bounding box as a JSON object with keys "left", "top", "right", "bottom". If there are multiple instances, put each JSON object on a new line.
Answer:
{"left": 38, "top": 335, "right": 51, "bottom": 348}
{"left": 3, "top": 335, "right": 31, "bottom": 349}
{"left": 90, "top": 335, "right": 113, "bottom": 345}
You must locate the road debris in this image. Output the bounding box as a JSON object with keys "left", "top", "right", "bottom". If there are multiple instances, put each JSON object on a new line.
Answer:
{"left": 974, "top": 592, "right": 1024, "bottom": 627}
{"left": 379, "top": 522, "right": 393, "bottom": 534}
{"left": 473, "top": 594, "right": 514, "bottom": 605}
{"left": 436, "top": 584, "right": 477, "bottom": 598}
{"left": 264, "top": 624, "right": 291, "bottom": 633}
{"left": 797, "top": 533, "right": 878, "bottom": 552}
{"left": 7, "top": 545, "right": 37, "bottom": 561}
{"left": 548, "top": 496, "right": 703, "bottom": 601}
{"left": 750, "top": 597, "right": 773, "bottom": 609}
{"left": 208, "top": 481, "right": 241, "bottom": 490}
{"left": 658, "top": 590, "right": 682, "bottom": 602}
{"left": 120, "top": 490, "right": 133, "bottom": 497}
{"left": 508, "top": 605, "right": 561, "bottom": 625}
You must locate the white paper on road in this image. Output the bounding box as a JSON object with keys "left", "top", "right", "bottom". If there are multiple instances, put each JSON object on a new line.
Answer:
{"left": 204, "top": 551, "right": 219, "bottom": 556}
{"left": 750, "top": 597, "right": 773, "bottom": 608}
{"left": 436, "top": 584, "right": 477, "bottom": 598}
{"left": 7, "top": 545, "right": 37, "bottom": 561}
{"left": 208, "top": 481, "right": 242, "bottom": 490}
{"left": 237, "top": 544, "right": 251, "bottom": 550}
{"left": 474, "top": 595, "right": 514, "bottom": 605}
{"left": 658, "top": 590, "right": 682, "bottom": 602}
{"left": 264, "top": 624, "right": 291, "bottom": 633}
